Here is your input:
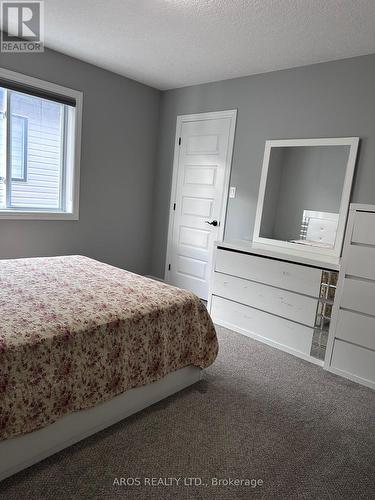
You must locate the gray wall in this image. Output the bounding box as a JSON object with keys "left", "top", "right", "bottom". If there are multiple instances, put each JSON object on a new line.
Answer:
{"left": 151, "top": 54, "right": 375, "bottom": 278}
{"left": 259, "top": 147, "right": 284, "bottom": 239}
{"left": 0, "top": 48, "right": 160, "bottom": 274}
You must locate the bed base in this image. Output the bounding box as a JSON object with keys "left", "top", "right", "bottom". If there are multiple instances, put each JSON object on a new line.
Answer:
{"left": 0, "top": 366, "right": 202, "bottom": 482}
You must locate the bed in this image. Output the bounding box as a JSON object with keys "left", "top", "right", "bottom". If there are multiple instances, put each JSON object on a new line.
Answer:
{"left": 0, "top": 255, "right": 218, "bottom": 480}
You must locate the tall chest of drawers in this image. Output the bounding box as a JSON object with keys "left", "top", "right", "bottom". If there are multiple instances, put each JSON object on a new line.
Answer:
{"left": 325, "top": 204, "right": 375, "bottom": 389}
{"left": 208, "top": 241, "right": 339, "bottom": 365}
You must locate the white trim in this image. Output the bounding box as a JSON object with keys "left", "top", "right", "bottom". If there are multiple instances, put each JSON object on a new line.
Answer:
{"left": 0, "top": 366, "right": 202, "bottom": 482}
{"left": 214, "top": 317, "right": 324, "bottom": 367}
{"left": 145, "top": 274, "right": 165, "bottom": 282}
{"left": 252, "top": 137, "right": 359, "bottom": 259}
{"left": 0, "top": 67, "right": 83, "bottom": 220}
{"left": 164, "top": 109, "right": 237, "bottom": 283}
{"left": 0, "top": 210, "right": 79, "bottom": 220}
{"left": 326, "top": 365, "right": 375, "bottom": 391}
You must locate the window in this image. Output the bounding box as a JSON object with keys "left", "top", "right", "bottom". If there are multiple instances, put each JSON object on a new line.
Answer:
{"left": 0, "top": 69, "right": 82, "bottom": 219}
{"left": 11, "top": 114, "right": 28, "bottom": 181}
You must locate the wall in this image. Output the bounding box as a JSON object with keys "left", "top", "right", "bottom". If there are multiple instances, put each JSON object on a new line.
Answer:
{"left": 259, "top": 147, "right": 284, "bottom": 239}
{"left": 0, "top": 48, "right": 160, "bottom": 274}
{"left": 151, "top": 54, "right": 375, "bottom": 278}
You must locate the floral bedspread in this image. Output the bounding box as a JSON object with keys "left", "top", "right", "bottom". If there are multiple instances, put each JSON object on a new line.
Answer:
{"left": 0, "top": 256, "right": 218, "bottom": 440}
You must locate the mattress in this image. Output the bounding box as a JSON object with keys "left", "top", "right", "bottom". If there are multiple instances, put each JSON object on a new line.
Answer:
{"left": 0, "top": 255, "right": 218, "bottom": 441}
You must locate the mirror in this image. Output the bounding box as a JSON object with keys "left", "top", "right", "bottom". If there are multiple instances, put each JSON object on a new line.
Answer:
{"left": 253, "top": 138, "right": 359, "bottom": 258}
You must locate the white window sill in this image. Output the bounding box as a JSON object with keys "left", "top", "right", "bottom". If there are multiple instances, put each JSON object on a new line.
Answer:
{"left": 0, "top": 210, "right": 79, "bottom": 220}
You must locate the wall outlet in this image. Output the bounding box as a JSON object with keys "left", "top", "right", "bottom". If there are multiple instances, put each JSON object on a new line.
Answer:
{"left": 229, "top": 186, "right": 236, "bottom": 198}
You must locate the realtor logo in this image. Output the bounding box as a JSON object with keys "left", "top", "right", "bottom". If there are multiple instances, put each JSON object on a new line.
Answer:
{"left": 1, "top": 1, "right": 44, "bottom": 52}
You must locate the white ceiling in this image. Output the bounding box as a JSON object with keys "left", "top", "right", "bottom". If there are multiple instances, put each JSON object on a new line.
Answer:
{"left": 44, "top": 0, "right": 375, "bottom": 90}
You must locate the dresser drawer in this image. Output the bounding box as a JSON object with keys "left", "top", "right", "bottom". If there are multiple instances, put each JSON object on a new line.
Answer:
{"left": 341, "top": 277, "right": 375, "bottom": 316}
{"left": 336, "top": 309, "right": 375, "bottom": 351}
{"left": 211, "top": 295, "right": 314, "bottom": 356}
{"left": 351, "top": 211, "right": 375, "bottom": 245}
{"left": 346, "top": 244, "right": 375, "bottom": 280}
{"left": 331, "top": 339, "right": 375, "bottom": 385}
{"left": 212, "top": 272, "right": 318, "bottom": 327}
{"left": 215, "top": 248, "right": 322, "bottom": 296}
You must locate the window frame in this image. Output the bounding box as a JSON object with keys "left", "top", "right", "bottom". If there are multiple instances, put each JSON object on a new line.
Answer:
{"left": 0, "top": 67, "right": 83, "bottom": 220}
{"left": 10, "top": 113, "right": 28, "bottom": 182}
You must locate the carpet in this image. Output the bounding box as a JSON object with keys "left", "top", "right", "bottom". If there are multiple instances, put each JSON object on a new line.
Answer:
{"left": 0, "top": 326, "right": 374, "bottom": 499}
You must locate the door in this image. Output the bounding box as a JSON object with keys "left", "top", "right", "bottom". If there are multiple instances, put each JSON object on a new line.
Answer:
{"left": 165, "top": 110, "right": 237, "bottom": 299}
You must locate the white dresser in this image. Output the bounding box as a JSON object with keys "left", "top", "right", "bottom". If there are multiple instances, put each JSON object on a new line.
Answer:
{"left": 325, "top": 204, "right": 375, "bottom": 389}
{"left": 208, "top": 240, "right": 339, "bottom": 365}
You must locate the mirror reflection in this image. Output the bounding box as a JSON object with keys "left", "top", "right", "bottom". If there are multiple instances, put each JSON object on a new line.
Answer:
{"left": 259, "top": 145, "right": 350, "bottom": 248}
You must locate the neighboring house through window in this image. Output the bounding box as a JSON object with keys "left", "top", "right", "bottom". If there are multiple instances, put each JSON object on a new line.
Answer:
{"left": 0, "top": 69, "right": 82, "bottom": 219}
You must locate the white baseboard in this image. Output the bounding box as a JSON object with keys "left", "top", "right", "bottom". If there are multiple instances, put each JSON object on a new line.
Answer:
{"left": 327, "top": 366, "right": 375, "bottom": 390}
{"left": 145, "top": 275, "right": 165, "bottom": 282}
{"left": 214, "top": 317, "right": 324, "bottom": 367}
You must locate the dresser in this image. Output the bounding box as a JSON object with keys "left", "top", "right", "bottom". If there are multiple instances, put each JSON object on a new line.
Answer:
{"left": 325, "top": 204, "right": 375, "bottom": 389}
{"left": 208, "top": 240, "right": 339, "bottom": 365}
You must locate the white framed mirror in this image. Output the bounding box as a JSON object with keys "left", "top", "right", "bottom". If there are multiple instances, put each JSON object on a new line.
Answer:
{"left": 253, "top": 137, "right": 359, "bottom": 259}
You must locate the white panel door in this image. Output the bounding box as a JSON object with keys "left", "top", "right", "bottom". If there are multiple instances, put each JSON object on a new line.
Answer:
{"left": 166, "top": 111, "right": 236, "bottom": 299}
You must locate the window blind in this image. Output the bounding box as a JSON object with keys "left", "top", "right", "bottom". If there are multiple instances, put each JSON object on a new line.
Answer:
{"left": 0, "top": 79, "right": 76, "bottom": 107}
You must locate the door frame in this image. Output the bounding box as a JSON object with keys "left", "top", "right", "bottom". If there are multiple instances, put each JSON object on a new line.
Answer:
{"left": 164, "top": 109, "right": 237, "bottom": 285}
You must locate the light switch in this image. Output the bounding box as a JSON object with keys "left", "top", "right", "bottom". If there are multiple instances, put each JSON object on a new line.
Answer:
{"left": 229, "top": 186, "right": 236, "bottom": 198}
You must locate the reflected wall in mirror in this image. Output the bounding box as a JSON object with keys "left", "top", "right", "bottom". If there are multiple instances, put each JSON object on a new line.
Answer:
{"left": 253, "top": 138, "right": 359, "bottom": 258}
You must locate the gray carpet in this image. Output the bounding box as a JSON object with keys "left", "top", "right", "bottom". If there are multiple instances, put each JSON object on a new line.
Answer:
{"left": 1, "top": 326, "right": 374, "bottom": 500}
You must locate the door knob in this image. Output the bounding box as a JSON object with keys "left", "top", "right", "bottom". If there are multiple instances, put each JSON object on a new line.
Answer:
{"left": 205, "top": 220, "right": 218, "bottom": 227}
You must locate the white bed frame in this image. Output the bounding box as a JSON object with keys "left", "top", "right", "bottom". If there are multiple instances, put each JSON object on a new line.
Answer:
{"left": 0, "top": 366, "right": 202, "bottom": 482}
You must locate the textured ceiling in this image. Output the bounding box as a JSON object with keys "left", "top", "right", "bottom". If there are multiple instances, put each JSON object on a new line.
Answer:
{"left": 43, "top": 0, "right": 375, "bottom": 90}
